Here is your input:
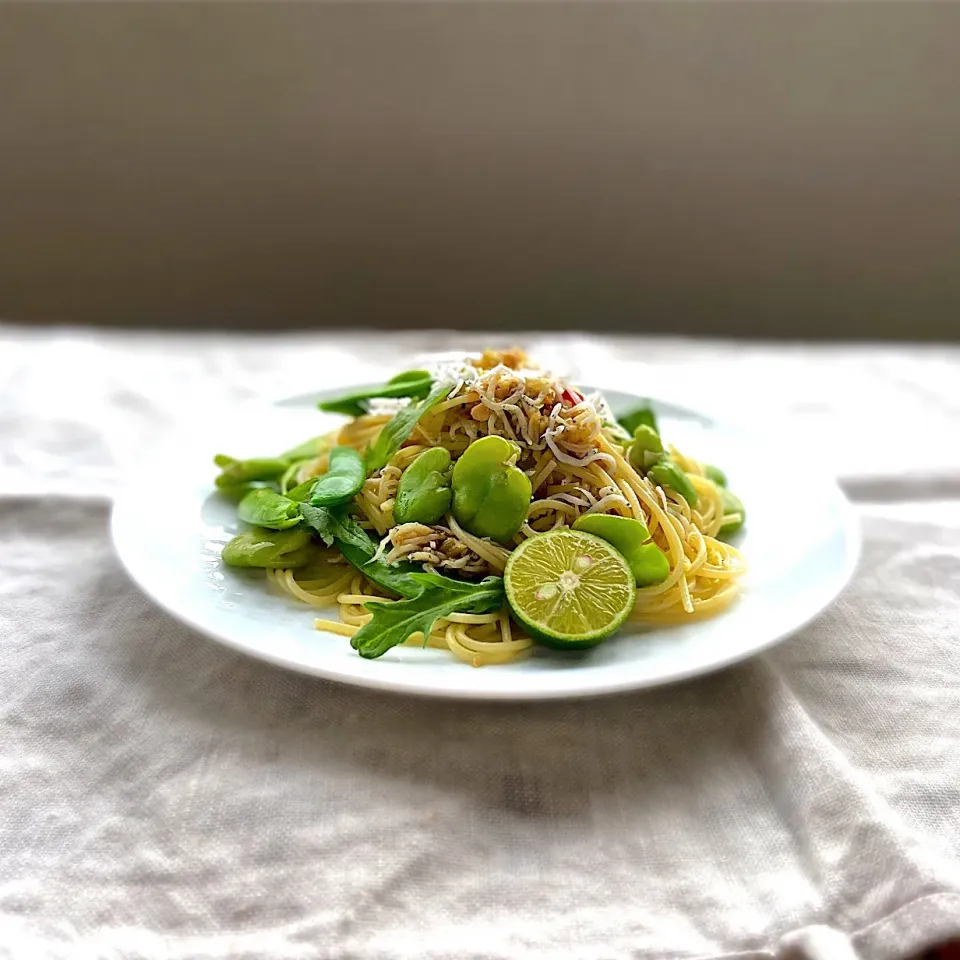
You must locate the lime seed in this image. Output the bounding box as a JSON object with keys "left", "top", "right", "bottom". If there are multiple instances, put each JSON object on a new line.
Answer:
{"left": 536, "top": 583, "right": 559, "bottom": 601}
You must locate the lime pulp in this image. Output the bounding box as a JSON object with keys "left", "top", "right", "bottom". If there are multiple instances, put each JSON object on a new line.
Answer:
{"left": 504, "top": 530, "right": 637, "bottom": 649}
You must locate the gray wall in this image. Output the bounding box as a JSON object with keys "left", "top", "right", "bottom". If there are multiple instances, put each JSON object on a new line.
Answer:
{"left": 2, "top": 3, "right": 960, "bottom": 338}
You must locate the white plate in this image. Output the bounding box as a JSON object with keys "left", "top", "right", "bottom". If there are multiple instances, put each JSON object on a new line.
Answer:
{"left": 111, "top": 386, "right": 860, "bottom": 700}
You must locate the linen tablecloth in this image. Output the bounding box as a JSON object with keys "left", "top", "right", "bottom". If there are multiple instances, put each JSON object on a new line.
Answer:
{"left": 2, "top": 324, "right": 960, "bottom": 960}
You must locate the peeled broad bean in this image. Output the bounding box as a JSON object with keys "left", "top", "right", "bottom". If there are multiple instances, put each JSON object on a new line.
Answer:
{"left": 237, "top": 488, "right": 302, "bottom": 530}
{"left": 221, "top": 527, "right": 315, "bottom": 568}
{"left": 309, "top": 446, "right": 366, "bottom": 507}
{"left": 704, "top": 464, "right": 728, "bottom": 488}
{"left": 572, "top": 514, "right": 670, "bottom": 586}
{"left": 718, "top": 489, "right": 746, "bottom": 539}
{"left": 451, "top": 436, "right": 532, "bottom": 543}
{"left": 647, "top": 460, "right": 698, "bottom": 507}
{"left": 628, "top": 425, "right": 664, "bottom": 471}
{"left": 394, "top": 448, "right": 453, "bottom": 525}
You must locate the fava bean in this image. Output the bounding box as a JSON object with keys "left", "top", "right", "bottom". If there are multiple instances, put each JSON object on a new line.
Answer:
{"left": 628, "top": 424, "right": 664, "bottom": 471}
{"left": 309, "top": 446, "right": 366, "bottom": 507}
{"left": 647, "top": 460, "right": 698, "bottom": 507}
{"left": 704, "top": 464, "right": 728, "bottom": 488}
{"left": 237, "top": 488, "right": 302, "bottom": 530}
{"left": 319, "top": 370, "right": 433, "bottom": 417}
{"left": 286, "top": 477, "right": 320, "bottom": 502}
{"left": 214, "top": 456, "right": 289, "bottom": 490}
{"left": 451, "top": 436, "right": 532, "bottom": 543}
{"left": 572, "top": 514, "right": 670, "bottom": 586}
{"left": 394, "top": 448, "right": 453, "bottom": 525}
{"left": 221, "top": 527, "right": 315, "bottom": 568}
{"left": 718, "top": 489, "right": 746, "bottom": 539}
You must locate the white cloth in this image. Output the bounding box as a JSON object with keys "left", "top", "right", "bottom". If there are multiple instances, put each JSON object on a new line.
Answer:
{"left": 2, "top": 325, "right": 960, "bottom": 960}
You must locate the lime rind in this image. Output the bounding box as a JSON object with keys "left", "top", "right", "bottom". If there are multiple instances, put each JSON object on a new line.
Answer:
{"left": 504, "top": 530, "right": 637, "bottom": 649}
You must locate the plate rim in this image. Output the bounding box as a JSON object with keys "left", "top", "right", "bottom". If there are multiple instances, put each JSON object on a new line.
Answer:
{"left": 110, "top": 385, "right": 862, "bottom": 701}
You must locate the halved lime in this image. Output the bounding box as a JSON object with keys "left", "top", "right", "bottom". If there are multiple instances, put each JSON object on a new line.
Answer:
{"left": 504, "top": 530, "right": 637, "bottom": 649}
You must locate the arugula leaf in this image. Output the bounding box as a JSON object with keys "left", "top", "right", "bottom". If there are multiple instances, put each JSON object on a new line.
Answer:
{"left": 407, "top": 571, "right": 500, "bottom": 596}
{"left": 297, "top": 497, "right": 423, "bottom": 598}
{"left": 296, "top": 494, "right": 502, "bottom": 647}
{"left": 338, "top": 542, "right": 423, "bottom": 599}
{"left": 319, "top": 371, "right": 433, "bottom": 417}
{"left": 351, "top": 575, "right": 505, "bottom": 659}
{"left": 366, "top": 380, "right": 453, "bottom": 472}
{"left": 617, "top": 404, "right": 659, "bottom": 436}
{"left": 297, "top": 500, "right": 423, "bottom": 598}
{"left": 299, "top": 503, "right": 374, "bottom": 553}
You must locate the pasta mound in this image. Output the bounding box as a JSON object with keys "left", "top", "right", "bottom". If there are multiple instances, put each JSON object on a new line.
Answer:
{"left": 262, "top": 349, "right": 746, "bottom": 665}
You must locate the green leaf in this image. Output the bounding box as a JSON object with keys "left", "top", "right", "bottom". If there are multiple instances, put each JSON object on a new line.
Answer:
{"left": 617, "top": 405, "right": 659, "bottom": 436}
{"left": 407, "top": 571, "right": 503, "bottom": 597}
{"left": 298, "top": 499, "right": 422, "bottom": 599}
{"left": 350, "top": 575, "right": 505, "bottom": 659}
{"left": 319, "top": 371, "right": 434, "bottom": 417}
{"left": 297, "top": 500, "right": 422, "bottom": 599}
{"left": 366, "top": 379, "right": 453, "bottom": 472}
{"left": 299, "top": 502, "right": 374, "bottom": 553}
{"left": 338, "top": 542, "right": 424, "bottom": 599}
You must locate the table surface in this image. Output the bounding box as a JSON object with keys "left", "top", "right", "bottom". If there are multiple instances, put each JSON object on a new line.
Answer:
{"left": 2, "top": 325, "right": 959, "bottom": 960}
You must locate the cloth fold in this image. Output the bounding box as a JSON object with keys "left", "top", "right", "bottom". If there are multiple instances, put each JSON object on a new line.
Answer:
{"left": 1, "top": 325, "right": 959, "bottom": 959}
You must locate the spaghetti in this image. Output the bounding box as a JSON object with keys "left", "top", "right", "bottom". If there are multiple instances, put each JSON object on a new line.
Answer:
{"left": 256, "top": 349, "right": 745, "bottom": 665}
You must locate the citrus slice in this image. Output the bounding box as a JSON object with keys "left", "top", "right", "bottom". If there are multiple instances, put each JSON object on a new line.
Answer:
{"left": 504, "top": 530, "right": 637, "bottom": 649}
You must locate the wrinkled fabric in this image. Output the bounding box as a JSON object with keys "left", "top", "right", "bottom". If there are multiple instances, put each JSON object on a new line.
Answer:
{"left": 1, "top": 325, "right": 959, "bottom": 960}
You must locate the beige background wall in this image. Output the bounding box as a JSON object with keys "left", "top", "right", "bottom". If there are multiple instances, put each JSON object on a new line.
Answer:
{"left": 2, "top": 3, "right": 959, "bottom": 338}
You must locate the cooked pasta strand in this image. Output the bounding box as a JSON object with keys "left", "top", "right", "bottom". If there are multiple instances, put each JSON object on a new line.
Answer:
{"left": 257, "top": 352, "right": 745, "bottom": 666}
